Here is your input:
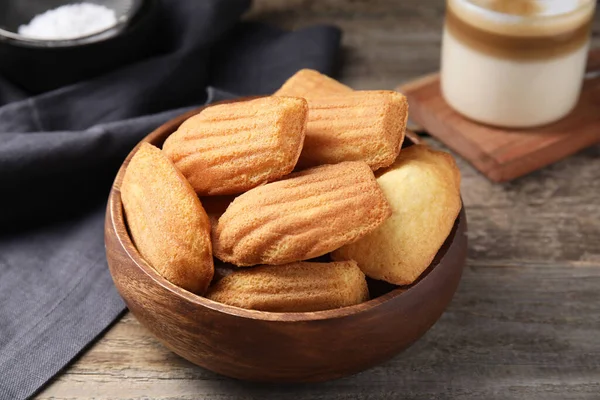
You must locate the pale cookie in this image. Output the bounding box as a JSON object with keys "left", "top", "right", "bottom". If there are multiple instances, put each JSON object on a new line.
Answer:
{"left": 333, "top": 145, "right": 461, "bottom": 285}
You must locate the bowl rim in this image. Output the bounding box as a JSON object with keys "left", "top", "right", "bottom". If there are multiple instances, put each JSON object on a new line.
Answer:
{"left": 0, "top": 24, "right": 127, "bottom": 47}
{"left": 107, "top": 100, "right": 465, "bottom": 323}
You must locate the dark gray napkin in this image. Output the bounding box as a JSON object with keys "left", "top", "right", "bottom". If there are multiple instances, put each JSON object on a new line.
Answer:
{"left": 0, "top": 1, "right": 342, "bottom": 398}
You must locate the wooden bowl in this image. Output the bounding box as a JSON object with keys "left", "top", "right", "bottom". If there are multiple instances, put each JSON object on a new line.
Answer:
{"left": 105, "top": 102, "right": 468, "bottom": 383}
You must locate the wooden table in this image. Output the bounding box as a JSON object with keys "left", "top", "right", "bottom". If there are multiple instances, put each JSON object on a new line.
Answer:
{"left": 37, "top": 1, "right": 600, "bottom": 398}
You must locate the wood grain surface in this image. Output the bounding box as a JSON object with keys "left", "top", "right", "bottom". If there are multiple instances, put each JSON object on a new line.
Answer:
{"left": 36, "top": 0, "right": 600, "bottom": 399}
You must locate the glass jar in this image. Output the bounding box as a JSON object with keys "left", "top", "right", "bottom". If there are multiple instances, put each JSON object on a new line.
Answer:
{"left": 440, "top": 0, "right": 596, "bottom": 128}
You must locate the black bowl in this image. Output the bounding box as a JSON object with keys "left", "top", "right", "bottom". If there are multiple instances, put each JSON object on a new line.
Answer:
{"left": 0, "top": 0, "right": 160, "bottom": 93}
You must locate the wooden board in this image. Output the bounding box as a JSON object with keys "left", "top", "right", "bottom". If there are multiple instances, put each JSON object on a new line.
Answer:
{"left": 399, "top": 49, "right": 600, "bottom": 182}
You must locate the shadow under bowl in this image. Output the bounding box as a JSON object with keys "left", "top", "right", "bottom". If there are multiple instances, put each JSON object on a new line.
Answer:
{"left": 104, "top": 101, "right": 468, "bottom": 383}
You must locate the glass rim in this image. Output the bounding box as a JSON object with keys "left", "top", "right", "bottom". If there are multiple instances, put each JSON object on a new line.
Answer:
{"left": 452, "top": 0, "right": 596, "bottom": 23}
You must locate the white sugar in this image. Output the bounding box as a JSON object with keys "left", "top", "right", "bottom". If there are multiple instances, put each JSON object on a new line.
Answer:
{"left": 18, "top": 3, "right": 117, "bottom": 40}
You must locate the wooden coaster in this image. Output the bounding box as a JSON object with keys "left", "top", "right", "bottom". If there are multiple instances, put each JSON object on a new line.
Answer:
{"left": 398, "top": 49, "right": 600, "bottom": 182}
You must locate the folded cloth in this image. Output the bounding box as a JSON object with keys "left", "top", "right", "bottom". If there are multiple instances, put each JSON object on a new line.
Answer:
{"left": 0, "top": 1, "right": 342, "bottom": 398}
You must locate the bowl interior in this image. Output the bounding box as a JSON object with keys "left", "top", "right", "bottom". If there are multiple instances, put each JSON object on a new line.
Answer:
{"left": 111, "top": 101, "right": 464, "bottom": 321}
{"left": 0, "top": 0, "right": 143, "bottom": 45}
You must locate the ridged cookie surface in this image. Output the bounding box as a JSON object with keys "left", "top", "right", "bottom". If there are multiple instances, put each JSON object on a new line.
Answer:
{"left": 206, "top": 261, "right": 369, "bottom": 312}
{"left": 333, "top": 145, "right": 461, "bottom": 285}
{"left": 162, "top": 96, "right": 308, "bottom": 196}
{"left": 212, "top": 161, "right": 392, "bottom": 266}
{"left": 299, "top": 90, "right": 408, "bottom": 171}
{"left": 275, "top": 69, "right": 353, "bottom": 100}
{"left": 121, "top": 143, "right": 214, "bottom": 294}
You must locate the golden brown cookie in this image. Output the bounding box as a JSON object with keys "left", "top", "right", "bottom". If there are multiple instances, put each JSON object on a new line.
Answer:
{"left": 212, "top": 161, "right": 392, "bottom": 266}
{"left": 275, "top": 69, "right": 353, "bottom": 100}
{"left": 206, "top": 261, "right": 369, "bottom": 312}
{"left": 298, "top": 90, "right": 408, "bottom": 171}
{"left": 121, "top": 143, "right": 214, "bottom": 294}
{"left": 332, "top": 145, "right": 462, "bottom": 285}
{"left": 162, "top": 96, "right": 308, "bottom": 196}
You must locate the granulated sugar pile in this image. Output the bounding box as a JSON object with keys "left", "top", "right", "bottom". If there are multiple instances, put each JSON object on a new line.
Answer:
{"left": 18, "top": 3, "right": 117, "bottom": 40}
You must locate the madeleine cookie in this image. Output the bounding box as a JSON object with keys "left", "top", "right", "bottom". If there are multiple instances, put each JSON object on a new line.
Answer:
{"left": 206, "top": 261, "right": 369, "bottom": 312}
{"left": 163, "top": 96, "right": 308, "bottom": 196}
{"left": 299, "top": 90, "right": 408, "bottom": 171}
{"left": 121, "top": 143, "right": 214, "bottom": 294}
{"left": 275, "top": 69, "right": 353, "bottom": 100}
{"left": 333, "top": 145, "right": 461, "bottom": 285}
{"left": 213, "top": 161, "right": 392, "bottom": 266}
